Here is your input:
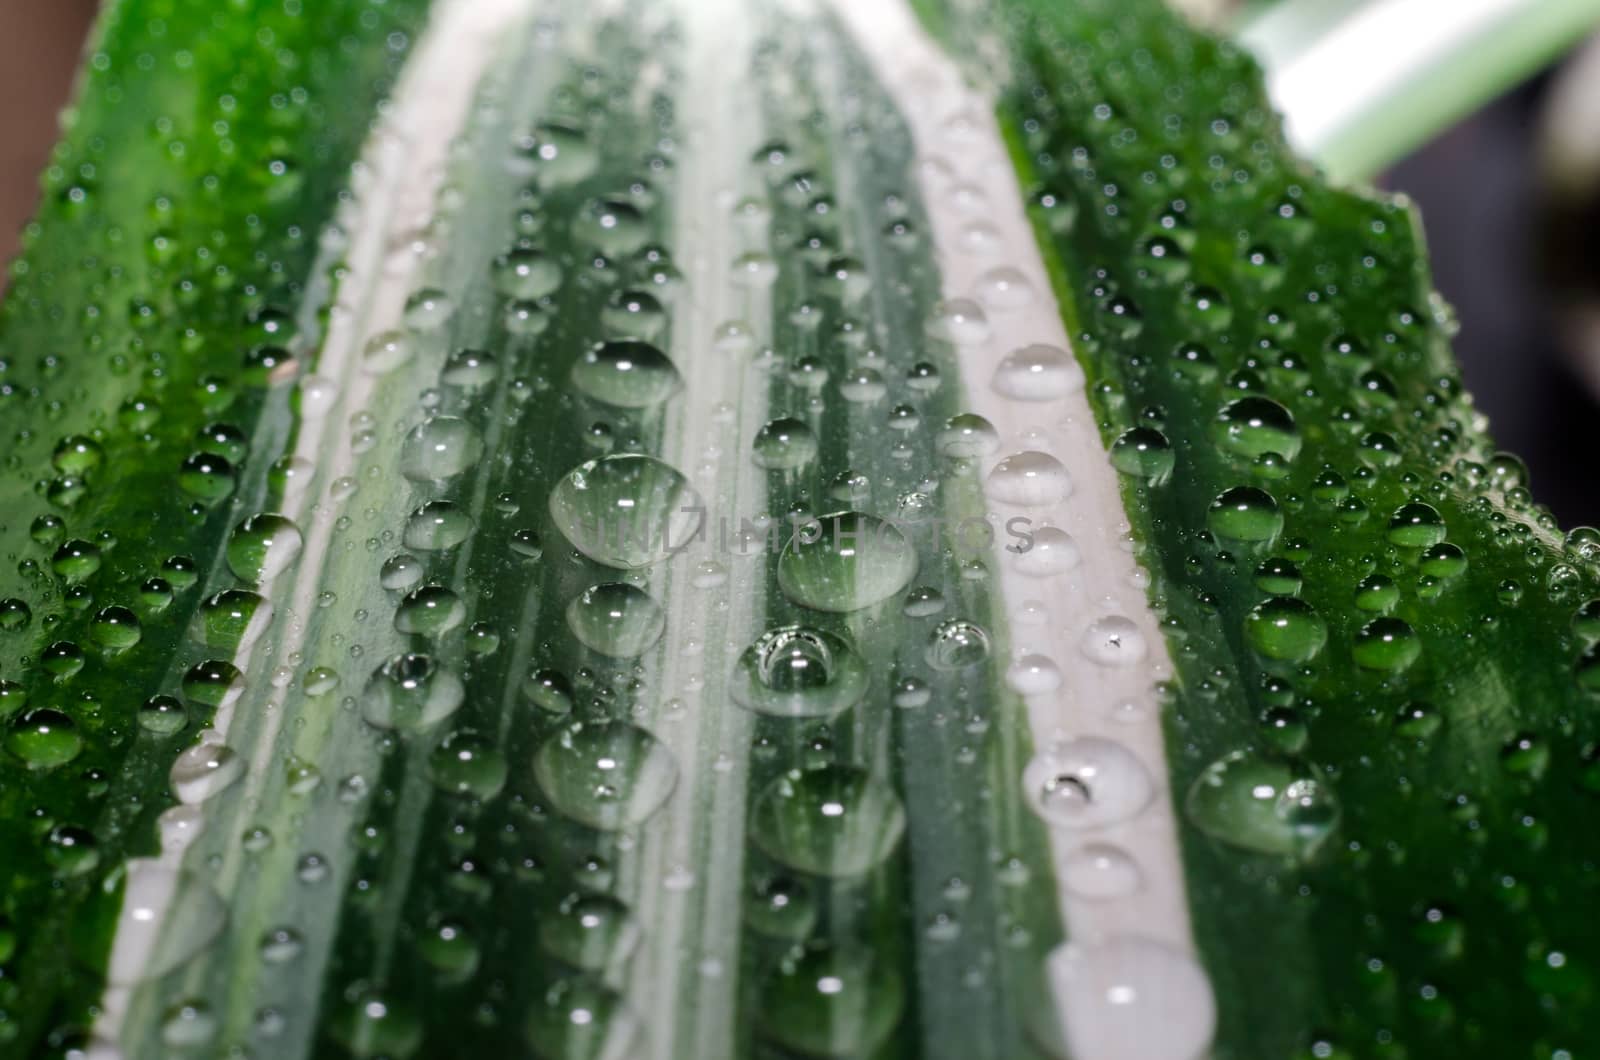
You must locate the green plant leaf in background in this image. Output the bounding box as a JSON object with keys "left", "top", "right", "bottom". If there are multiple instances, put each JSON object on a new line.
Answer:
{"left": 1, "top": 0, "right": 1598, "bottom": 1058}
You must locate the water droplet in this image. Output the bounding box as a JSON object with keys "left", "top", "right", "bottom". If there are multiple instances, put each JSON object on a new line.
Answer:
{"left": 571, "top": 340, "right": 680, "bottom": 408}
{"left": 90, "top": 606, "right": 142, "bottom": 651}
{"left": 745, "top": 874, "right": 817, "bottom": 939}
{"left": 1025, "top": 738, "right": 1154, "bottom": 828}
{"left": 539, "top": 893, "right": 641, "bottom": 978}
{"left": 225, "top": 514, "right": 303, "bottom": 584}
{"left": 403, "top": 500, "right": 474, "bottom": 551}
{"left": 751, "top": 765, "right": 906, "bottom": 877}
{"left": 534, "top": 720, "right": 677, "bottom": 831}
{"left": 549, "top": 454, "right": 703, "bottom": 569}
{"left": 1245, "top": 598, "right": 1328, "bottom": 663}
{"left": 441, "top": 347, "right": 498, "bottom": 388}
{"left": 987, "top": 451, "right": 1072, "bottom": 507}
{"left": 0, "top": 598, "right": 33, "bottom": 634}
{"left": 976, "top": 265, "right": 1035, "bottom": 309}
{"left": 757, "top": 945, "right": 905, "bottom": 1058}
{"left": 429, "top": 729, "right": 508, "bottom": 800}
{"left": 395, "top": 585, "right": 466, "bottom": 637}
{"left": 379, "top": 553, "right": 426, "bottom": 591}
{"left": 1109, "top": 427, "right": 1174, "bottom": 485}
{"left": 327, "top": 986, "right": 422, "bottom": 1059}
{"left": 139, "top": 695, "right": 188, "bottom": 736}
{"left": 732, "top": 626, "right": 869, "bottom": 718}
{"left": 1352, "top": 617, "right": 1421, "bottom": 672}
{"left": 402, "top": 287, "right": 454, "bottom": 330}
{"left": 1015, "top": 526, "right": 1080, "bottom": 576}
{"left": 992, "top": 344, "right": 1083, "bottom": 400}
{"left": 1213, "top": 396, "right": 1300, "bottom": 461}
{"left": 1386, "top": 502, "right": 1446, "bottom": 548}
{"left": 1057, "top": 844, "right": 1142, "bottom": 908}
{"left": 51, "top": 539, "right": 102, "bottom": 582}
{"left": 170, "top": 736, "right": 244, "bottom": 803}
{"left": 566, "top": 582, "right": 666, "bottom": 657}
{"left": 522, "top": 976, "right": 638, "bottom": 1060}
{"left": 777, "top": 512, "right": 916, "bottom": 613}
{"left": 601, "top": 288, "right": 668, "bottom": 341}
{"left": 361, "top": 329, "right": 415, "bottom": 374}
{"left": 1080, "top": 616, "right": 1147, "bottom": 667}
{"left": 178, "top": 452, "right": 237, "bottom": 502}
{"left": 1007, "top": 653, "right": 1063, "bottom": 694}
{"left": 927, "top": 619, "right": 990, "bottom": 670}
{"left": 492, "top": 246, "right": 563, "bottom": 300}
{"left": 574, "top": 196, "right": 651, "bottom": 256}
{"left": 753, "top": 417, "right": 820, "bottom": 470}
{"left": 6, "top": 708, "right": 82, "bottom": 768}
{"left": 1045, "top": 937, "right": 1215, "bottom": 1060}
{"left": 937, "top": 413, "right": 1000, "bottom": 458}
{"left": 1206, "top": 486, "right": 1283, "bottom": 544}
{"left": 361, "top": 653, "right": 464, "bottom": 731}
{"left": 926, "top": 298, "right": 990, "bottom": 343}
{"left": 400, "top": 416, "right": 484, "bottom": 482}
{"left": 1185, "top": 750, "right": 1340, "bottom": 860}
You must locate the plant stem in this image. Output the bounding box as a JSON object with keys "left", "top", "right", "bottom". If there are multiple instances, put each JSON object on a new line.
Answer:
{"left": 1239, "top": 0, "right": 1600, "bottom": 182}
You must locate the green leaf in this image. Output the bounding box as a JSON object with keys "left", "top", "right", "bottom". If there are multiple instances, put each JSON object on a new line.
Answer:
{"left": 2, "top": 0, "right": 1598, "bottom": 1057}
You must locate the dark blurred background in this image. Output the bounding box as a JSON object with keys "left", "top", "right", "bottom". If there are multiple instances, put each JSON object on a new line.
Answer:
{"left": 2, "top": 2, "right": 1596, "bottom": 523}
{"left": 1383, "top": 75, "right": 1600, "bottom": 527}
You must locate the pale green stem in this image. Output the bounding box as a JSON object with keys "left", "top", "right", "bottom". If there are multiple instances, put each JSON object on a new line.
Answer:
{"left": 1239, "top": 0, "right": 1600, "bottom": 183}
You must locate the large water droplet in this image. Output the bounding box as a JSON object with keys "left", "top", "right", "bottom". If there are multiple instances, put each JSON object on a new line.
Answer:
{"left": 523, "top": 976, "right": 639, "bottom": 1060}
{"left": 571, "top": 340, "right": 681, "bottom": 408}
{"left": 1044, "top": 937, "right": 1215, "bottom": 1060}
{"left": 403, "top": 500, "right": 474, "bottom": 552}
{"left": 360, "top": 653, "right": 464, "bottom": 731}
{"left": 1061, "top": 843, "right": 1143, "bottom": 899}
{"left": 429, "top": 730, "right": 508, "bottom": 800}
{"left": 170, "top": 734, "right": 244, "bottom": 803}
{"left": 987, "top": 451, "right": 1072, "bottom": 507}
{"left": 534, "top": 720, "right": 677, "bottom": 831}
{"left": 731, "top": 626, "right": 869, "bottom": 718}
{"left": 926, "top": 619, "right": 991, "bottom": 670}
{"left": 992, "top": 344, "right": 1083, "bottom": 400}
{"left": 566, "top": 582, "right": 666, "bottom": 658}
{"left": 549, "top": 454, "right": 703, "bottom": 569}
{"left": 1014, "top": 526, "right": 1080, "bottom": 576}
{"left": 757, "top": 946, "right": 905, "bottom": 1058}
{"left": 1213, "top": 396, "right": 1300, "bottom": 461}
{"left": 777, "top": 512, "right": 916, "bottom": 613}
{"left": 327, "top": 986, "right": 422, "bottom": 1059}
{"left": 492, "top": 246, "right": 563, "bottom": 300}
{"left": 750, "top": 765, "right": 907, "bottom": 877}
{"left": 1024, "top": 738, "right": 1154, "bottom": 828}
{"left": 395, "top": 585, "right": 467, "bottom": 637}
{"left": 1206, "top": 486, "right": 1282, "bottom": 544}
{"left": 1244, "top": 598, "right": 1328, "bottom": 663}
{"left": 1185, "top": 750, "right": 1340, "bottom": 860}
{"left": 1080, "top": 616, "right": 1147, "bottom": 667}
{"left": 937, "top": 413, "right": 1000, "bottom": 458}
{"left": 539, "top": 893, "right": 641, "bottom": 979}
{"left": 225, "top": 514, "right": 303, "bottom": 584}
{"left": 400, "top": 416, "right": 484, "bottom": 482}
{"left": 752, "top": 417, "right": 820, "bottom": 470}
{"left": 7, "top": 708, "right": 82, "bottom": 769}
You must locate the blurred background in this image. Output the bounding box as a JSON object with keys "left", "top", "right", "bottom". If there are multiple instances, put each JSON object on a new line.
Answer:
{"left": 1, "top": 1, "right": 1597, "bottom": 523}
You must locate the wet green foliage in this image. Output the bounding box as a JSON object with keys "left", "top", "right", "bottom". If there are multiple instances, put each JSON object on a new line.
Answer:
{"left": 946, "top": 0, "right": 1600, "bottom": 1053}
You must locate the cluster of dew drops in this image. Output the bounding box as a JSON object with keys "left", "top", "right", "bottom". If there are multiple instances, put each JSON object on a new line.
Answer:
{"left": 995, "top": 6, "right": 1600, "bottom": 1053}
